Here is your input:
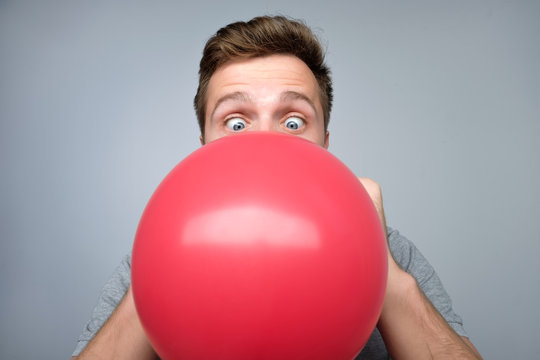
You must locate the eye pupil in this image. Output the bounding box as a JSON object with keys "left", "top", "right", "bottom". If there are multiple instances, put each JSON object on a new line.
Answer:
{"left": 284, "top": 117, "right": 304, "bottom": 131}
{"left": 225, "top": 118, "right": 247, "bottom": 132}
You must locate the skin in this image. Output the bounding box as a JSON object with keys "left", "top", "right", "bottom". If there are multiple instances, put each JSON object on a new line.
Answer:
{"left": 203, "top": 54, "right": 482, "bottom": 359}
{"left": 73, "top": 54, "right": 481, "bottom": 359}
{"left": 201, "top": 55, "right": 329, "bottom": 148}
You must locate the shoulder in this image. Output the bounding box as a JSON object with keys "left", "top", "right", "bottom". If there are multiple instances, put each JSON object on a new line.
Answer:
{"left": 72, "top": 254, "right": 132, "bottom": 356}
{"left": 387, "top": 227, "right": 467, "bottom": 336}
{"left": 387, "top": 227, "right": 438, "bottom": 286}
{"left": 387, "top": 226, "right": 417, "bottom": 271}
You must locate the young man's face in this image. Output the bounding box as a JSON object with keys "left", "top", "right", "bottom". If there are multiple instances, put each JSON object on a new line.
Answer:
{"left": 202, "top": 54, "right": 329, "bottom": 148}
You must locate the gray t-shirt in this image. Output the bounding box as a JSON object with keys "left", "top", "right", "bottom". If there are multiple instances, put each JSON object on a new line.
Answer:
{"left": 72, "top": 227, "right": 467, "bottom": 359}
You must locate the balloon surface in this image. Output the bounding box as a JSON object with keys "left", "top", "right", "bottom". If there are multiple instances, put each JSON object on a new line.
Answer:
{"left": 132, "top": 132, "right": 387, "bottom": 360}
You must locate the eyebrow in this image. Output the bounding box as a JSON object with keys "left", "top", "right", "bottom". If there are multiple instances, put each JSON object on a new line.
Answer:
{"left": 210, "top": 90, "right": 318, "bottom": 120}
{"left": 210, "top": 91, "right": 253, "bottom": 120}
{"left": 279, "top": 91, "right": 317, "bottom": 114}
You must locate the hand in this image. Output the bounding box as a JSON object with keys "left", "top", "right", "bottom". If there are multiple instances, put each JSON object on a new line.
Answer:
{"left": 357, "top": 177, "right": 403, "bottom": 284}
{"left": 357, "top": 177, "right": 482, "bottom": 359}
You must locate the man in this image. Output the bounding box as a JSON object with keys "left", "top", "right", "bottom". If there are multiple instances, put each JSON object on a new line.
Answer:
{"left": 72, "top": 16, "right": 482, "bottom": 359}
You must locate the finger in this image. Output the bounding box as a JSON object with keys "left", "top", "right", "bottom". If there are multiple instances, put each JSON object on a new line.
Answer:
{"left": 357, "top": 177, "right": 386, "bottom": 231}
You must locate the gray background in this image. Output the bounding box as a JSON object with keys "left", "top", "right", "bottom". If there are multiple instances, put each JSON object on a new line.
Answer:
{"left": 1, "top": 0, "right": 538, "bottom": 359}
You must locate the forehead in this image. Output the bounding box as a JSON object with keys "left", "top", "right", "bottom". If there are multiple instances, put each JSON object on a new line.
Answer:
{"left": 206, "top": 55, "right": 321, "bottom": 111}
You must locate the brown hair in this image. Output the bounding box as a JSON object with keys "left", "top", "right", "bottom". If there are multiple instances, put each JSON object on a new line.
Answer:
{"left": 194, "top": 15, "right": 333, "bottom": 136}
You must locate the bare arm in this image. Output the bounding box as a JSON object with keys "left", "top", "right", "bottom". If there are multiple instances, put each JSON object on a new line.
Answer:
{"left": 378, "top": 265, "right": 482, "bottom": 359}
{"left": 72, "top": 286, "right": 157, "bottom": 360}
{"left": 358, "top": 177, "right": 482, "bottom": 359}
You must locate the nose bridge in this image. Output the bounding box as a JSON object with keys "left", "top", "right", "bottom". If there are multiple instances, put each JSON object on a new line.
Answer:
{"left": 251, "top": 95, "right": 279, "bottom": 132}
{"left": 258, "top": 116, "right": 274, "bottom": 131}
{"left": 253, "top": 109, "right": 276, "bottom": 132}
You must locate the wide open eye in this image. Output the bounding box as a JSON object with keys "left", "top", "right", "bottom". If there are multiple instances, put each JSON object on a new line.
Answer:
{"left": 225, "top": 118, "right": 247, "bottom": 132}
{"left": 284, "top": 117, "right": 305, "bottom": 130}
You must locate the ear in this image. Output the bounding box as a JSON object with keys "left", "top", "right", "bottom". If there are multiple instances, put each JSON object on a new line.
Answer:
{"left": 323, "top": 130, "right": 330, "bottom": 149}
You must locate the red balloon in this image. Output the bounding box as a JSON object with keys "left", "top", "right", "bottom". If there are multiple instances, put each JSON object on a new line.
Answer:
{"left": 132, "top": 132, "right": 387, "bottom": 360}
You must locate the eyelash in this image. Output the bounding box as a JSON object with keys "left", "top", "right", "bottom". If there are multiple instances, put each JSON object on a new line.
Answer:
{"left": 223, "top": 114, "right": 307, "bottom": 124}
{"left": 223, "top": 115, "right": 249, "bottom": 126}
